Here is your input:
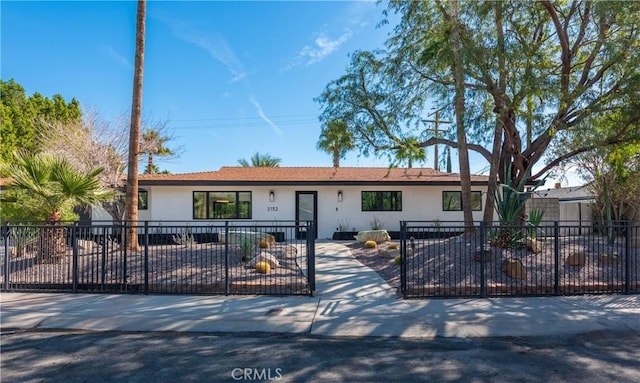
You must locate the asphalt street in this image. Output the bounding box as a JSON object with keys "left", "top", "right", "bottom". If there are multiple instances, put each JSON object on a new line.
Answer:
{"left": 2, "top": 329, "right": 639, "bottom": 383}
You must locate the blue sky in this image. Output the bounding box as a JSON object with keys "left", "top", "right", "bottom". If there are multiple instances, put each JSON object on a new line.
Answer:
{"left": 1, "top": 1, "right": 577, "bottom": 185}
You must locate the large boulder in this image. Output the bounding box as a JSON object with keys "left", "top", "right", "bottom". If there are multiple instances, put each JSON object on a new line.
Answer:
{"left": 249, "top": 252, "right": 280, "bottom": 268}
{"left": 354, "top": 230, "right": 391, "bottom": 243}
{"left": 566, "top": 252, "right": 586, "bottom": 266}
{"left": 501, "top": 258, "right": 527, "bottom": 279}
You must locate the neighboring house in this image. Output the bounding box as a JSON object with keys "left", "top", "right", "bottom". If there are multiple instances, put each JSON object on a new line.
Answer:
{"left": 528, "top": 183, "right": 594, "bottom": 234}
{"left": 101, "top": 167, "right": 489, "bottom": 240}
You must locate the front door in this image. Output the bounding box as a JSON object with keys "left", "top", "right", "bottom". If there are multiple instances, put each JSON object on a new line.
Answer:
{"left": 296, "top": 191, "right": 317, "bottom": 240}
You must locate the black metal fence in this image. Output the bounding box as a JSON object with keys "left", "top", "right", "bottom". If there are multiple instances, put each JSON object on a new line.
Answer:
{"left": 400, "top": 221, "right": 640, "bottom": 298}
{"left": 1, "top": 221, "right": 315, "bottom": 296}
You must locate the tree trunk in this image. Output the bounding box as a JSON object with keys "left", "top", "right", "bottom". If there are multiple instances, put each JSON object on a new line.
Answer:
{"left": 333, "top": 145, "right": 340, "bottom": 168}
{"left": 448, "top": 0, "right": 474, "bottom": 229}
{"left": 125, "top": 0, "right": 146, "bottom": 252}
{"left": 37, "top": 211, "right": 66, "bottom": 264}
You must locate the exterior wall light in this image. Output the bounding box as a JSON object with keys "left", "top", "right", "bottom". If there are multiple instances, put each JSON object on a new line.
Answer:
{"left": 337, "top": 190, "right": 343, "bottom": 202}
{"left": 269, "top": 190, "right": 275, "bottom": 202}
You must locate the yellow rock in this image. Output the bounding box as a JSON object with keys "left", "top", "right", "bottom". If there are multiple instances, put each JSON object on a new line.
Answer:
{"left": 255, "top": 261, "right": 271, "bottom": 274}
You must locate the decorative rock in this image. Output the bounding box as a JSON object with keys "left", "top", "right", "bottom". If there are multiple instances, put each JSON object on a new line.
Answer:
{"left": 354, "top": 230, "right": 391, "bottom": 243}
{"left": 364, "top": 240, "right": 377, "bottom": 249}
{"left": 525, "top": 237, "right": 542, "bottom": 253}
{"left": 249, "top": 252, "right": 280, "bottom": 268}
{"left": 255, "top": 261, "right": 271, "bottom": 274}
{"left": 600, "top": 253, "right": 619, "bottom": 264}
{"left": 566, "top": 252, "right": 586, "bottom": 266}
{"left": 501, "top": 259, "right": 527, "bottom": 279}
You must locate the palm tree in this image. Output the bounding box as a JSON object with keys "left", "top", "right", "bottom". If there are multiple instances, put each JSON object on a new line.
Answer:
{"left": 317, "top": 120, "right": 354, "bottom": 167}
{"left": 0, "top": 152, "right": 111, "bottom": 262}
{"left": 125, "top": 0, "right": 146, "bottom": 251}
{"left": 140, "top": 127, "right": 173, "bottom": 174}
{"left": 238, "top": 152, "right": 281, "bottom": 167}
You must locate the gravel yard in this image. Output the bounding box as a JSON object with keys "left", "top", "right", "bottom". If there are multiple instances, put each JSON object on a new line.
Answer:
{"left": 350, "top": 232, "right": 640, "bottom": 296}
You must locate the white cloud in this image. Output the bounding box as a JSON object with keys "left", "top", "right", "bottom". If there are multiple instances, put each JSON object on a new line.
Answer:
{"left": 302, "top": 30, "right": 353, "bottom": 64}
{"left": 163, "top": 19, "right": 247, "bottom": 83}
{"left": 249, "top": 96, "right": 283, "bottom": 135}
{"left": 289, "top": 28, "right": 353, "bottom": 68}
{"left": 100, "top": 45, "right": 131, "bottom": 68}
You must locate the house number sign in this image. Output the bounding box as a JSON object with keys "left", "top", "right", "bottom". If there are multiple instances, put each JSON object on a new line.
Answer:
{"left": 267, "top": 206, "right": 278, "bottom": 212}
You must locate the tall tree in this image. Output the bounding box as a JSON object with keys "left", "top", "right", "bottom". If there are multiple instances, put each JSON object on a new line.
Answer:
{"left": 125, "top": 0, "right": 146, "bottom": 251}
{"left": 441, "top": 0, "right": 474, "bottom": 227}
{"left": 140, "top": 126, "right": 175, "bottom": 174}
{"left": 319, "top": 1, "right": 640, "bottom": 228}
{"left": 237, "top": 152, "right": 281, "bottom": 167}
{"left": 0, "top": 79, "right": 81, "bottom": 162}
{"left": 317, "top": 119, "right": 355, "bottom": 167}
{"left": 39, "top": 111, "right": 129, "bottom": 224}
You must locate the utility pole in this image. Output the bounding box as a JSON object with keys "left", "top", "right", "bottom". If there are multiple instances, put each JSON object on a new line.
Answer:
{"left": 422, "top": 110, "right": 452, "bottom": 171}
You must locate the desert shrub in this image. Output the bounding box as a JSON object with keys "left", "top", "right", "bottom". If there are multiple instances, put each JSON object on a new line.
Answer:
{"left": 255, "top": 261, "right": 271, "bottom": 274}
{"left": 259, "top": 239, "right": 270, "bottom": 249}
{"left": 387, "top": 243, "right": 398, "bottom": 250}
{"left": 393, "top": 255, "right": 402, "bottom": 265}
{"left": 364, "top": 240, "right": 377, "bottom": 249}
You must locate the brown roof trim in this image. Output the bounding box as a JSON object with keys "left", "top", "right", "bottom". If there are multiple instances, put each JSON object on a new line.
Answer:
{"left": 139, "top": 166, "right": 489, "bottom": 186}
{"left": 139, "top": 179, "right": 489, "bottom": 187}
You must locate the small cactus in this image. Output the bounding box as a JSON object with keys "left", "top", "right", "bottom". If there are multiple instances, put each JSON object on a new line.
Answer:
{"left": 364, "top": 240, "right": 377, "bottom": 249}
{"left": 255, "top": 261, "right": 271, "bottom": 274}
{"left": 393, "top": 255, "right": 402, "bottom": 265}
{"left": 387, "top": 243, "right": 398, "bottom": 250}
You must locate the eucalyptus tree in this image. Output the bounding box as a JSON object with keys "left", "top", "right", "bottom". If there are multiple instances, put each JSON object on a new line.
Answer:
{"left": 317, "top": 119, "right": 355, "bottom": 168}
{"left": 318, "top": 0, "right": 640, "bottom": 228}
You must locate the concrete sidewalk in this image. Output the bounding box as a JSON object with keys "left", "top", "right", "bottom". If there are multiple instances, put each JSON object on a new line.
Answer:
{"left": 2, "top": 241, "right": 639, "bottom": 339}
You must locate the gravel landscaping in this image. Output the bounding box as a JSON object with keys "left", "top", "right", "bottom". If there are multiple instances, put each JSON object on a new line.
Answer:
{"left": 350, "top": 232, "right": 640, "bottom": 297}
{"left": 1, "top": 241, "right": 311, "bottom": 295}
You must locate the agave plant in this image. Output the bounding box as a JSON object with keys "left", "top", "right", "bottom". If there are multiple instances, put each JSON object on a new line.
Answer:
{"left": 492, "top": 168, "right": 545, "bottom": 249}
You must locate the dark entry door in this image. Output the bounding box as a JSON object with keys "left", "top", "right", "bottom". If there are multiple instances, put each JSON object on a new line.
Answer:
{"left": 295, "top": 191, "right": 317, "bottom": 240}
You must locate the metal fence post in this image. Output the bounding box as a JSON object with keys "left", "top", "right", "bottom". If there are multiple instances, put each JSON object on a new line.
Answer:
{"left": 123, "top": 221, "right": 128, "bottom": 291}
{"left": 224, "top": 221, "right": 229, "bottom": 295}
{"left": 625, "top": 220, "right": 631, "bottom": 294}
{"left": 306, "top": 221, "right": 316, "bottom": 295}
{"left": 400, "top": 221, "right": 407, "bottom": 298}
{"left": 3, "top": 223, "right": 10, "bottom": 291}
{"left": 72, "top": 222, "right": 79, "bottom": 293}
{"left": 480, "top": 221, "right": 486, "bottom": 297}
{"left": 118, "top": 224, "right": 127, "bottom": 291}
{"left": 554, "top": 221, "right": 560, "bottom": 295}
{"left": 144, "top": 221, "right": 149, "bottom": 295}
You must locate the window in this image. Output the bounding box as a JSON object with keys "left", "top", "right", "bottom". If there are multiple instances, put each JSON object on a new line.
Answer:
{"left": 118, "top": 190, "right": 148, "bottom": 210}
{"left": 193, "top": 191, "right": 252, "bottom": 219}
{"left": 138, "top": 190, "right": 148, "bottom": 210}
{"left": 443, "top": 191, "right": 482, "bottom": 211}
{"left": 361, "top": 191, "right": 402, "bottom": 211}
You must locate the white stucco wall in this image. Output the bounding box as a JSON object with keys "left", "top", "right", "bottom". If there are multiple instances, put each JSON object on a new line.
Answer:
{"left": 135, "top": 184, "right": 487, "bottom": 239}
